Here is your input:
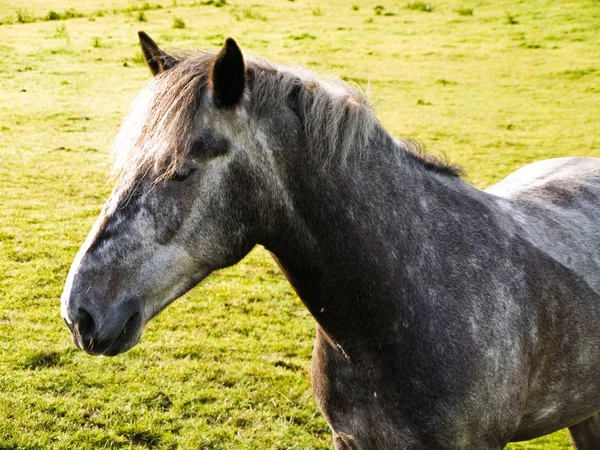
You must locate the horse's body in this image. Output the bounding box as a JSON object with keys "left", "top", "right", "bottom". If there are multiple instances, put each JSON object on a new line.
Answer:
{"left": 304, "top": 156, "right": 600, "bottom": 449}
{"left": 61, "top": 34, "right": 600, "bottom": 449}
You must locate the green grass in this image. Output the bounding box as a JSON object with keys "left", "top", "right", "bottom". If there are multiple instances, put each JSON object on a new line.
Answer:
{"left": 456, "top": 7, "right": 473, "bottom": 16}
{"left": 0, "top": 0, "right": 599, "bottom": 448}
{"left": 172, "top": 16, "right": 185, "bottom": 28}
{"left": 405, "top": 1, "right": 435, "bottom": 12}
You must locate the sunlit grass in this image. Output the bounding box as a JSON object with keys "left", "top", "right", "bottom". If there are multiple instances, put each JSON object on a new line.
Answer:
{"left": 0, "top": 0, "right": 598, "bottom": 448}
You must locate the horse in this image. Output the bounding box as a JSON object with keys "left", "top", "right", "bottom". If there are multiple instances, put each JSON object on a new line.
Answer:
{"left": 61, "top": 32, "right": 600, "bottom": 449}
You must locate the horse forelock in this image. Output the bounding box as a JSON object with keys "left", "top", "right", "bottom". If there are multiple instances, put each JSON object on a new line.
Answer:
{"left": 110, "top": 52, "right": 214, "bottom": 187}
{"left": 110, "top": 49, "right": 461, "bottom": 189}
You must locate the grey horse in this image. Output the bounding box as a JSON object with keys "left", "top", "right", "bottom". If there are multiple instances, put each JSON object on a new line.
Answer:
{"left": 61, "top": 33, "right": 600, "bottom": 449}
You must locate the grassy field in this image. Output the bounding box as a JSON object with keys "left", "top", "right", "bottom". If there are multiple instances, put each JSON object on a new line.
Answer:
{"left": 0, "top": 0, "right": 598, "bottom": 448}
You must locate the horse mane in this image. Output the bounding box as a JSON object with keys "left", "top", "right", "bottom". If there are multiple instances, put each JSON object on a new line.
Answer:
{"left": 400, "top": 139, "right": 464, "bottom": 178}
{"left": 248, "top": 58, "right": 463, "bottom": 177}
{"left": 111, "top": 50, "right": 463, "bottom": 185}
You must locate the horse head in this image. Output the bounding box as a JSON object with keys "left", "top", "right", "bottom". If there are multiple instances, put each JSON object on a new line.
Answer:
{"left": 61, "top": 34, "right": 284, "bottom": 355}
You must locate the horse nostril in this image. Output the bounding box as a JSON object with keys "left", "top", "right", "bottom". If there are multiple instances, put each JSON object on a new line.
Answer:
{"left": 76, "top": 308, "right": 96, "bottom": 347}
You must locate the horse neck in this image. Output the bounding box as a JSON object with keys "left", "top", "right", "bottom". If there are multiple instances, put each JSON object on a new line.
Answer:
{"left": 261, "top": 125, "right": 499, "bottom": 344}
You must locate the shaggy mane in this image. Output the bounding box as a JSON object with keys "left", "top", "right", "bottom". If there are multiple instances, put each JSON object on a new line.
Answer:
{"left": 111, "top": 49, "right": 463, "bottom": 185}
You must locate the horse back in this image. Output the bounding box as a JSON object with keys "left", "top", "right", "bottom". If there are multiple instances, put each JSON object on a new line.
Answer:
{"left": 487, "top": 157, "right": 600, "bottom": 214}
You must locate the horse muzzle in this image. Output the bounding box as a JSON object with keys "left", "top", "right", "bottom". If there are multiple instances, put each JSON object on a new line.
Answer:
{"left": 63, "top": 297, "right": 144, "bottom": 356}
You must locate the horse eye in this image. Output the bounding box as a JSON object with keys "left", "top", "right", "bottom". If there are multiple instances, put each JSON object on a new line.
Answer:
{"left": 169, "top": 167, "right": 196, "bottom": 182}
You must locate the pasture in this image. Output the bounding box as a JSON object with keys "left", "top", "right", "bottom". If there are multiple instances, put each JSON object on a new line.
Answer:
{"left": 1, "top": 0, "right": 599, "bottom": 448}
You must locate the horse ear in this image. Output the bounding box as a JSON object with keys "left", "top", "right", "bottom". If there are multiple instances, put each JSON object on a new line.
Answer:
{"left": 138, "top": 31, "right": 178, "bottom": 76}
{"left": 210, "top": 38, "right": 246, "bottom": 108}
